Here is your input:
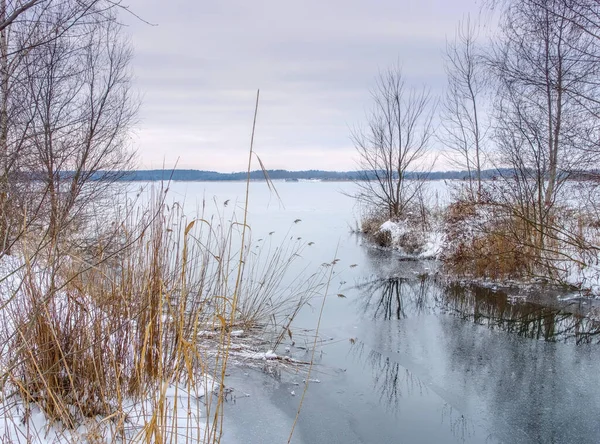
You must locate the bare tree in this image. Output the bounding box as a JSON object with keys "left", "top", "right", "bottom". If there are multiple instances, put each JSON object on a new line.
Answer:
{"left": 488, "top": 0, "right": 600, "bottom": 268}
{"left": 353, "top": 65, "right": 436, "bottom": 220}
{"left": 21, "top": 16, "right": 136, "bottom": 240}
{"left": 528, "top": 0, "right": 600, "bottom": 149}
{"left": 528, "top": 0, "right": 600, "bottom": 44}
{"left": 440, "top": 17, "right": 487, "bottom": 200}
{"left": 0, "top": 1, "right": 138, "bottom": 249}
{"left": 0, "top": 1, "right": 142, "bottom": 43}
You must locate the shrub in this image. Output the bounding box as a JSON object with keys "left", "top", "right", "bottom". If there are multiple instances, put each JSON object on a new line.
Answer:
{"left": 360, "top": 209, "right": 392, "bottom": 247}
{"left": 442, "top": 198, "right": 532, "bottom": 280}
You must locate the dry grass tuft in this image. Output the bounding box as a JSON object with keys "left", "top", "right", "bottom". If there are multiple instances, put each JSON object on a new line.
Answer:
{"left": 0, "top": 90, "right": 327, "bottom": 443}
{"left": 0, "top": 181, "right": 322, "bottom": 442}
{"left": 443, "top": 198, "right": 533, "bottom": 279}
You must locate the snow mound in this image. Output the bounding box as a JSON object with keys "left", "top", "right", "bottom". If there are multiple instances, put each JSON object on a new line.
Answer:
{"left": 378, "top": 220, "right": 445, "bottom": 259}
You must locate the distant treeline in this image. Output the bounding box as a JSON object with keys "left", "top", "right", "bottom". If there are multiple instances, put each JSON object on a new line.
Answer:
{"left": 107, "top": 168, "right": 544, "bottom": 182}
{"left": 31, "top": 168, "right": 597, "bottom": 182}
{"left": 24, "top": 169, "right": 600, "bottom": 182}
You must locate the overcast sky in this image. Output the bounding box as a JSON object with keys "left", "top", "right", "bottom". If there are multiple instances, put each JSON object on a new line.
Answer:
{"left": 123, "top": 0, "right": 482, "bottom": 172}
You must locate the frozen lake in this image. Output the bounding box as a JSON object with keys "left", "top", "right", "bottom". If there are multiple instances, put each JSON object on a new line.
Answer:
{"left": 156, "top": 180, "right": 600, "bottom": 444}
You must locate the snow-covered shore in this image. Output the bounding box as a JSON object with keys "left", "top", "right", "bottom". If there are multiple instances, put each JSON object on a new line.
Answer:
{"left": 375, "top": 215, "right": 600, "bottom": 297}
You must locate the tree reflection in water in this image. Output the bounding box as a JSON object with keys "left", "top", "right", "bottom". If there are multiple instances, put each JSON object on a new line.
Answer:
{"left": 443, "top": 283, "right": 600, "bottom": 344}
{"left": 348, "top": 259, "right": 600, "bottom": 443}
{"left": 356, "top": 274, "right": 600, "bottom": 344}
{"left": 357, "top": 273, "right": 438, "bottom": 320}
{"left": 351, "top": 341, "right": 428, "bottom": 410}
{"left": 350, "top": 341, "right": 478, "bottom": 443}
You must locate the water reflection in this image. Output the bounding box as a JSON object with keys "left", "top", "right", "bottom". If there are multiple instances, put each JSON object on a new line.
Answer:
{"left": 357, "top": 273, "right": 600, "bottom": 344}
{"left": 435, "top": 307, "right": 600, "bottom": 444}
{"left": 441, "top": 404, "right": 478, "bottom": 444}
{"left": 351, "top": 341, "right": 429, "bottom": 411}
{"left": 444, "top": 283, "right": 600, "bottom": 344}
{"left": 349, "top": 341, "right": 484, "bottom": 443}
{"left": 356, "top": 274, "right": 439, "bottom": 320}
{"left": 351, "top": 272, "right": 600, "bottom": 443}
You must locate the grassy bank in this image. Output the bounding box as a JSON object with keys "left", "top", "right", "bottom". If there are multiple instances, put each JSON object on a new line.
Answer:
{"left": 0, "top": 182, "right": 326, "bottom": 443}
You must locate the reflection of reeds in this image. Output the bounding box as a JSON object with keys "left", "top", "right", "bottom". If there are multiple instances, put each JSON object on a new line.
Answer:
{"left": 444, "top": 283, "right": 600, "bottom": 344}
{"left": 369, "top": 350, "right": 427, "bottom": 412}
{"left": 350, "top": 342, "right": 480, "bottom": 443}
{"left": 440, "top": 404, "right": 476, "bottom": 444}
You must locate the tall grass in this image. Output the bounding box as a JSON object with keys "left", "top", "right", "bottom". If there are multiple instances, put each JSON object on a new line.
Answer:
{"left": 0, "top": 93, "right": 325, "bottom": 442}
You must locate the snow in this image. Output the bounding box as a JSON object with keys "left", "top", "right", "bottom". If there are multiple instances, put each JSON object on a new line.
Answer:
{"left": 232, "top": 349, "right": 278, "bottom": 361}
{"left": 379, "top": 220, "right": 408, "bottom": 245}
{"left": 560, "top": 250, "right": 600, "bottom": 295}
{"left": 378, "top": 220, "right": 445, "bottom": 259}
{"left": 419, "top": 231, "right": 445, "bottom": 259}
{"left": 0, "top": 376, "right": 219, "bottom": 443}
{"left": 0, "top": 253, "right": 224, "bottom": 443}
{"left": 264, "top": 350, "right": 277, "bottom": 359}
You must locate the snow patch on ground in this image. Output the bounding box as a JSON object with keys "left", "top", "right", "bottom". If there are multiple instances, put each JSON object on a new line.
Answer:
{"left": 379, "top": 220, "right": 408, "bottom": 244}
{"left": 560, "top": 250, "right": 600, "bottom": 295}
{"left": 230, "top": 349, "right": 278, "bottom": 361}
{"left": 378, "top": 220, "right": 445, "bottom": 259}
{"left": 419, "top": 231, "right": 445, "bottom": 259}
{"left": 0, "top": 378, "right": 217, "bottom": 443}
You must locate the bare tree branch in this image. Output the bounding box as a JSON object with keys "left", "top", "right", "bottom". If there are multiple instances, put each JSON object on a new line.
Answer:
{"left": 353, "top": 65, "right": 436, "bottom": 220}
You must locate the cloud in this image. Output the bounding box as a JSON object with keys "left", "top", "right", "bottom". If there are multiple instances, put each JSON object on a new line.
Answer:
{"left": 123, "top": 0, "right": 480, "bottom": 171}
